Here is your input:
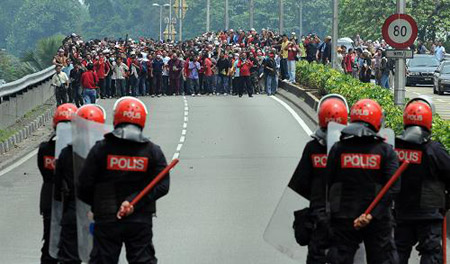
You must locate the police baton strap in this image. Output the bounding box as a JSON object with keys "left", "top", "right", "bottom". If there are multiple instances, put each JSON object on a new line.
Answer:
{"left": 364, "top": 161, "right": 410, "bottom": 215}
{"left": 118, "top": 158, "right": 179, "bottom": 218}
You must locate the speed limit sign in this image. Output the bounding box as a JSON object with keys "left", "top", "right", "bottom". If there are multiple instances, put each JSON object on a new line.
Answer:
{"left": 382, "top": 14, "right": 418, "bottom": 49}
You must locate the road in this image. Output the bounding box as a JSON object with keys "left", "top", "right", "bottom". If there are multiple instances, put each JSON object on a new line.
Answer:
{"left": 0, "top": 95, "right": 310, "bottom": 264}
{"left": 0, "top": 94, "right": 447, "bottom": 263}
{"left": 406, "top": 85, "right": 450, "bottom": 120}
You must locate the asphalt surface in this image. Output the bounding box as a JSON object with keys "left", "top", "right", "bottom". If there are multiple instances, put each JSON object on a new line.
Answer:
{"left": 406, "top": 85, "right": 450, "bottom": 120}
{"left": 0, "top": 95, "right": 309, "bottom": 264}
{"left": 0, "top": 93, "right": 447, "bottom": 263}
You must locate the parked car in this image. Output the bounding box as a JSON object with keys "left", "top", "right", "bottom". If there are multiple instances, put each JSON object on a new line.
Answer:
{"left": 406, "top": 54, "right": 440, "bottom": 86}
{"left": 433, "top": 61, "right": 450, "bottom": 95}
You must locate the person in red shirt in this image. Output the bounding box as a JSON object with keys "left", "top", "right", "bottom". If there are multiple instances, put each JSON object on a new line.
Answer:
{"left": 203, "top": 56, "right": 215, "bottom": 95}
{"left": 94, "top": 53, "right": 110, "bottom": 99}
{"left": 344, "top": 48, "right": 355, "bottom": 75}
{"left": 237, "top": 52, "right": 253, "bottom": 98}
{"left": 81, "top": 63, "right": 99, "bottom": 104}
{"left": 287, "top": 42, "right": 299, "bottom": 82}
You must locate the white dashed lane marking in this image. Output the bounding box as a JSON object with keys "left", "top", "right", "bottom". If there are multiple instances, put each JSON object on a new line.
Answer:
{"left": 172, "top": 96, "right": 189, "bottom": 161}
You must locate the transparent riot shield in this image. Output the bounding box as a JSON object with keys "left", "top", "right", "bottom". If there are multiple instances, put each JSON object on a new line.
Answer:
{"left": 263, "top": 122, "right": 347, "bottom": 260}
{"left": 49, "top": 122, "right": 73, "bottom": 258}
{"left": 72, "top": 115, "right": 112, "bottom": 263}
{"left": 263, "top": 187, "right": 310, "bottom": 260}
{"left": 378, "top": 128, "right": 395, "bottom": 148}
{"left": 327, "top": 122, "right": 347, "bottom": 154}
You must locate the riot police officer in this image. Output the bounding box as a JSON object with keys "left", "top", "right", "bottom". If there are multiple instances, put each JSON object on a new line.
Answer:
{"left": 77, "top": 97, "right": 170, "bottom": 264}
{"left": 38, "top": 103, "right": 78, "bottom": 264}
{"left": 54, "top": 104, "right": 106, "bottom": 264}
{"left": 326, "top": 99, "right": 400, "bottom": 264}
{"left": 289, "top": 94, "right": 349, "bottom": 263}
{"left": 394, "top": 96, "right": 450, "bottom": 264}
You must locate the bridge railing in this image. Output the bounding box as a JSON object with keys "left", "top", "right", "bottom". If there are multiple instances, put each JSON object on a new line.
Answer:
{"left": 0, "top": 66, "right": 55, "bottom": 130}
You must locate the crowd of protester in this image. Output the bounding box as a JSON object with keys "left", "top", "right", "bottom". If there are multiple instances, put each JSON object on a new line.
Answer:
{"left": 51, "top": 30, "right": 305, "bottom": 106}
{"left": 51, "top": 31, "right": 447, "bottom": 106}
{"left": 333, "top": 35, "right": 446, "bottom": 89}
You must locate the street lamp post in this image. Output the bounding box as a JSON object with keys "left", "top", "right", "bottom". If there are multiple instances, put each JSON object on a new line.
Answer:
{"left": 174, "top": 0, "right": 188, "bottom": 41}
{"left": 331, "top": 0, "right": 339, "bottom": 69}
{"left": 279, "top": 0, "right": 284, "bottom": 34}
{"left": 298, "top": 0, "right": 303, "bottom": 36}
{"left": 225, "top": 0, "right": 229, "bottom": 30}
{"left": 169, "top": 0, "right": 172, "bottom": 39}
{"left": 249, "top": 0, "right": 254, "bottom": 29}
{"left": 206, "top": 0, "right": 210, "bottom": 32}
{"left": 152, "top": 3, "right": 165, "bottom": 41}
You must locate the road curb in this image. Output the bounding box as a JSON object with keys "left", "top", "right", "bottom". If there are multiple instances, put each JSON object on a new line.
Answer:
{"left": 0, "top": 108, "right": 53, "bottom": 155}
{"left": 278, "top": 80, "right": 320, "bottom": 125}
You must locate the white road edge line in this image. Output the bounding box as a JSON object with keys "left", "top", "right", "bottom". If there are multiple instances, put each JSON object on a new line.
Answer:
{"left": 270, "top": 96, "right": 313, "bottom": 136}
{"left": 0, "top": 149, "right": 39, "bottom": 177}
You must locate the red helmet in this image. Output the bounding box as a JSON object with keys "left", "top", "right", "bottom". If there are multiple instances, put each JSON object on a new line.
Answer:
{"left": 53, "top": 103, "right": 78, "bottom": 128}
{"left": 76, "top": 104, "right": 106, "bottom": 124}
{"left": 403, "top": 101, "right": 433, "bottom": 131}
{"left": 350, "top": 99, "right": 383, "bottom": 132}
{"left": 113, "top": 97, "right": 148, "bottom": 128}
{"left": 317, "top": 94, "right": 349, "bottom": 128}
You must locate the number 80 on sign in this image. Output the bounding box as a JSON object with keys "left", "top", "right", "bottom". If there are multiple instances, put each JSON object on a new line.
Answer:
{"left": 382, "top": 14, "right": 418, "bottom": 49}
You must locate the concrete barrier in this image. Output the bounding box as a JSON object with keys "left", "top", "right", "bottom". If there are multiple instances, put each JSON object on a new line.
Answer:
{"left": 0, "top": 80, "right": 53, "bottom": 130}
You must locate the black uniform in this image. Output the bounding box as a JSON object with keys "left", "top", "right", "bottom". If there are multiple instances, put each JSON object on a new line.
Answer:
{"left": 326, "top": 125, "right": 400, "bottom": 264}
{"left": 54, "top": 145, "right": 81, "bottom": 264}
{"left": 77, "top": 131, "right": 169, "bottom": 264}
{"left": 394, "top": 128, "right": 450, "bottom": 264}
{"left": 289, "top": 133, "right": 329, "bottom": 264}
{"left": 37, "top": 136, "right": 58, "bottom": 264}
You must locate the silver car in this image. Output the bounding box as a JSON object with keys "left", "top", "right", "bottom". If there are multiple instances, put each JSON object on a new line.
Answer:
{"left": 433, "top": 61, "right": 450, "bottom": 95}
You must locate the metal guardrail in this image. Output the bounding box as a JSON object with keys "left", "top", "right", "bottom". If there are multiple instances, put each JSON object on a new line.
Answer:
{"left": 0, "top": 65, "right": 55, "bottom": 99}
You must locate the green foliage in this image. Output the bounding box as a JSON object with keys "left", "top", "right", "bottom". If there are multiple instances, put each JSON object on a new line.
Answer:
{"left": 339, "top": 0, "right": 450, "bottom": 41}
{"left": 0, "top": 0, "right": 26, "bottom": 49}
{"left": 0, "top": 51, "right": 35, "bottom": 83}
{"left": 183, "top": 0, "right": 332, "bottom": 39}
{"left": 295, "top": 61, "right": 450, "bottom": 150}
{"left": 83, "top": 0, "right": 159, "bottom": 40}
{"left": 6, "top": 0, "right": 87, "bottom": 55}
{"left": 22, "top": 35, "right": 65, "bottom": 71}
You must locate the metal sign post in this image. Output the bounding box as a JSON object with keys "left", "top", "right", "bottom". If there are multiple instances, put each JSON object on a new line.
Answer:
{"left": 395, "top": 0, "right": 406, "bottom": 106}
{"left": 382, "top": 1, "right": 417, "bottom": 106}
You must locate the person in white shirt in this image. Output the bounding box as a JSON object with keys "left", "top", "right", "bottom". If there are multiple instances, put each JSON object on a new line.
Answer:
{"left": 162, "top": 52, "right": 171, "bottom": 96}
{"left": 113, "top": 57, "right": 129, "bottom": 97}
{"left": 51, "top": 65, "right": 69, "bottom": 106}
{"left": 435, "top": 41, "right": 446, "bottom": 62}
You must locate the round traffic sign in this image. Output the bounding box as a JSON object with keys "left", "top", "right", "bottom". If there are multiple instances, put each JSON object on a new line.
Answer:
{"left": 382, "top": 14, "right": 418, "bottom": 49}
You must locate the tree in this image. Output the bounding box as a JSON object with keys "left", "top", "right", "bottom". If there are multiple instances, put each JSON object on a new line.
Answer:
{"left": 6, "top": 0, "right": 87, "bottom": 55}
{"left": 0, "top": 0, "right": 26, "bottom": 49}
{"left": 181, "top": 0, "right": 332, "bottom": 40}
{"left": 22, "top": 35, "right": 65, "bottom": 71}
{"left": 339, "top": 0, "right": 450, "bottom": 42}
{"left": 82, "top": 0, "right": 159, "bottom": 41}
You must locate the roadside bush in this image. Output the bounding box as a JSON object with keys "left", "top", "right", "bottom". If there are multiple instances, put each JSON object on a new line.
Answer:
{"left": 295, "top": 60, "right": 450, "bottom": 151}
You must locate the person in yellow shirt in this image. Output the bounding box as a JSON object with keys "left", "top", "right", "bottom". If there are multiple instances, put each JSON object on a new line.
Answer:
{"left": 280, "top": 35, "right": 289, "bottom": 80}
